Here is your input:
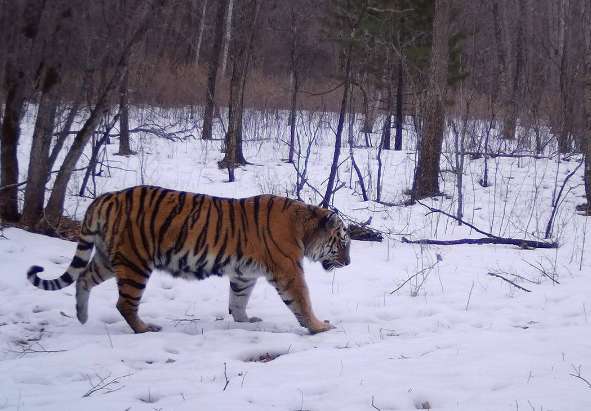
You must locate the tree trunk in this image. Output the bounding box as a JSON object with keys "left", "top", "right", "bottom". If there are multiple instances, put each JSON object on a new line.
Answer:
{"left": 492, "top": 1, "right": 516, "bottom": 140}
{"left": 47, "top": 74, "right": 89, "bottom": 172}
{"left": 220, "top": 0, "right": 234, "bottom": 75}
{"left": 321, "top": 43, "right": 352, "bottom": 208}
{"left": 557, "top": 0, "right": 572, "bottom": 154}
{"left": 194, "top": 0, "right": 208, "bottom": 65}
{"left": 201, "top": 0, "right": 228, "bottom": 140}
{"left": 287, "top": 7, "right": 299, "bottom": 163}
{"left": 0, "top": 0, "right": 45, "bottom": 222}
{"left": 117, "top": 57, "right": 134, "bottom": 156}
{"left": 43, "top": 2, "right": 161, "bottom": 229}
{"left": 0, "top": 63, "right": 26, "bottom": 222}
{"left": 583, "top": 0, "right": 591, "bottom": 212}
{"left": 288, "top": 70, "right": 298, "bottom": 163}
{"left": 20, "top": 89, "right": 59, "bottom": 228}
{"left": 394, "top": 56, "right": 404, "bottom": 151}
{"left": 412, "top": 0, "right": 450, "bottom": 200}
{"left": 218, "top": 0, "right": 260, "bottom": 171}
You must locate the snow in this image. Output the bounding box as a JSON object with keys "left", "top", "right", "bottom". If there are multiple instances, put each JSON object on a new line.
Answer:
{"left": 1, "top": 109, "right": 590, "bottom": 410}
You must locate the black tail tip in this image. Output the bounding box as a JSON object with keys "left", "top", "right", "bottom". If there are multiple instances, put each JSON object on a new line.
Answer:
{"left": 27, "top": 265, "right": 44, "bottom": 277}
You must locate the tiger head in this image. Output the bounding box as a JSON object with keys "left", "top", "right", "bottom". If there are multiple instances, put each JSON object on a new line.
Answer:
{"left": 307, "top": 211, "right": 351, "bottom": 271}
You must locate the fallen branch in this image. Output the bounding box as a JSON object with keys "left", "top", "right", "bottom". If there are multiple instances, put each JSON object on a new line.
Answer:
{"left": 401, "top": 236, "right": 557, "bottom": 249}
{"left": 487, "top": 272, "right": 531, "bottom": 292}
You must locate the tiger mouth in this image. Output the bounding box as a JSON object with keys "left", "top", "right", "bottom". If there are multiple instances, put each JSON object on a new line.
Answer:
{"left": 322, "top": 260, "right": 345, "bottom": 271}
{"left": 321, "top": 260, "right": 335, "bottom": 271}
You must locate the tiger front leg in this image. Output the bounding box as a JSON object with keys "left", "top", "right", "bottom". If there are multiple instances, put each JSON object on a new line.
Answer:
{"left": 228, "top": 278, "right": 262, "bottom": 323}
{"left": 271, "top": 271, "right": 334, "bottom": 334}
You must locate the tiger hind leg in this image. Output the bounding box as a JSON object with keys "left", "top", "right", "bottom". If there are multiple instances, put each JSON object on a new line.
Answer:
{"left": 75, "top": 255, "right": 115, "bottom": 324}
{"left": 229, "top": 278, "right": 262, "bottom": 323}
{"left": 113, "top": 263, "right": 160, "bottom": 333}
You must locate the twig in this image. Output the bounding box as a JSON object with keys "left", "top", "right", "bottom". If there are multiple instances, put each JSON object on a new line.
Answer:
{"left": 371, "top": 396, "right": 382, "bottom": 411}
{"left": 82, "top": 372, "right": 133, "bottom": 397}
{"left": 487, "top": 272, "right": 531, "bottom": 292}
{"left": 465, "top": 281, "right": 475, "bottom": 311}
{"left": 223, "top": 362, "right": 230, "bottom": 391}
{"left": 522, "top": 259, "right": 560, "bottom": 284}
{"left": 390, "top": 259, "right": 441, "bottom": 295}
{"left": 569, "top": 365, "right": 591, "bottom": 389}
{"left": 545, "top": 159, "right": 584, "bottom": 238}
{"left": 416, "top": 200, "right": 498, "bottom": 238}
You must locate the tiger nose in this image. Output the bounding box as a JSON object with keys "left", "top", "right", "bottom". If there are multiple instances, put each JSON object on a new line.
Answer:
{"left": 344, "top": 256, "right": 351, "bottom": 266}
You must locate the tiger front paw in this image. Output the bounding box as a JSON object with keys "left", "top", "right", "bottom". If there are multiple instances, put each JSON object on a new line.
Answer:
{"left": 307, "top": 320, "right": 335, "bottom": 334}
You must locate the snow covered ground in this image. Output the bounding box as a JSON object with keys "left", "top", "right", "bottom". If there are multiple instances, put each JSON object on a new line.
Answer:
{"left": 1, "top": 109, "right": 590, "bottom": 410}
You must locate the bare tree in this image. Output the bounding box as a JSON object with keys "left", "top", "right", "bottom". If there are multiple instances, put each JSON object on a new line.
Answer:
{"left": 491, "top": 0, "right": 516, "bottom": 140}
{"left": 193, "top": 0, "right": 209, "bottom": 65}
{"left": 116, "top": 0, "right": 134, "bottom": 156}
{"left": 201, "top": 0, "right": 228, "bottom": 140}
{"left": 411, "top": 0, "right": 450, "bottom": 200}
{"left": 220, "top": 0, "right": 234, "bottom": 75}
{"left": 43, "top": 0, "right": 166, "bottom": 230}
{"left": 0, "top": 1, "right": 46, "bottom": 222}
{"left": 219, "top": 0, "right": 262, "bottom": 178}
{"left": 583, "top": 0, "right": 591, "bottom": 213}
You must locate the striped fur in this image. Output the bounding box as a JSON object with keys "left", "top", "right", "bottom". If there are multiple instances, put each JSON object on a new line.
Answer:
{"left": 27, "top": 185, "right": 351, "bottom": 334}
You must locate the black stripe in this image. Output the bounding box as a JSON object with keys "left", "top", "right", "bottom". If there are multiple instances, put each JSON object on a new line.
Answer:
{"left": 228, "top": 200, "right": 236, "bottom": 237}
{"left": 61, "top": 272, "right": 74, "bottom": 284}
{"left": 118, "top": 278, "right": 146, "bottom": 290}
{"left": 239, "top": 198, "right": 249, "bottom": 231}
{"left": 118, "top": 291, "right": 141, "bottom": 301}
{"left": 230, "top": 281, "right": 251, "bottom": 293}
{"left": 253, "top": 196, "right": 261, "bottom": 228}
{"left": 212, "top": 198, "right": 223, "bottom": 246}
{"left": 193, "top": 201, "right": 211, "bottom": 254}
{"left": 71, "top": 256, "right": 87, "bottom": 269}
{"left": 117, "top": 254, "right": 150, "bottom": 278}
{"left": 281, "top": 198, "right": 291, "bottom": 211}
{"left": 77, "top": 239, "right": 93, "bottom": 251}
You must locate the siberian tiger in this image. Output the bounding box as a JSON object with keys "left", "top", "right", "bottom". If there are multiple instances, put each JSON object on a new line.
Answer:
{"left": 27, "top": 186, "right": 351, "bottom": 334}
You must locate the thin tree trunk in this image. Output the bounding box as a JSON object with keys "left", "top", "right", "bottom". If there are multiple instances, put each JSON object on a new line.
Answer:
{"left": 557, "top": 0, "right": 572, "bottom": 154}
{"left": 201, "top": 0, "right": 228, "bottom": 140}
{"left": 321, "top": 44, "right": 353, "bottom": 208}
{"left": 492, "top": 1, "right": 515, "bottom": 140}
{"left": 117, "top": 57, "right": 134, "bottom": 156}
{"left": 21, "top": 89, "right": 59, "bottom": 228}
{"left": 219, "top": 0, "right": 260, "bottom": 171}
{"left": 288, "top": 70, "right": 298, "bottom": 163}
{"left": 287, "top": 6, "right": 299, "bottom": 163}
{"left": 0, "top": 0, "right": 45, "bottom": 222}
{"left": 0, "top": 63, "right": 26, "bottom": 222}
{"left": 394, "top": 56, "right": 404, "bottom": 151}
{"left": 194, "top": 0, "right": 208, "bottom": 65}
{"left": 47, "top": 75, "right": 88, "bottom": 172}
{"left": 220, "top": 0, "right": 234, "bottom": 75}
{"left": 583, "top": 0, "right": 591, "bottom": 212}
{"left": 43, "top": 2, "right": 162, "bottom": 229}
{"left": 412, "top": 0, "right": 450, "bottom": 200}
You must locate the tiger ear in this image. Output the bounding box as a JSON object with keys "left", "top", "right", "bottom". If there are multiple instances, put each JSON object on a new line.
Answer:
{"left": 323, "top": 212, "right": 339, "bottom": 230}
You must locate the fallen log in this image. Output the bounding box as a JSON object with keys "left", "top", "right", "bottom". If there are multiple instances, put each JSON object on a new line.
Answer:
{"left": 401, "top": 236, "right": 558, "bottom": 249}
{"left": 348, "top": 223, "right": 383, "bottom": 242}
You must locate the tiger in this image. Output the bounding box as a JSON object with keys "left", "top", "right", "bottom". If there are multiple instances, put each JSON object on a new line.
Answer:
{"left": 26, "top": 185, "right": 351, "bottom": 334}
